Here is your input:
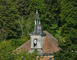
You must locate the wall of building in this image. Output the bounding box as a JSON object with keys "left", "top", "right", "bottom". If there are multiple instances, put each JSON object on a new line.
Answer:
{"left": 30, "top": 35, "right": 45, "bottom": 49}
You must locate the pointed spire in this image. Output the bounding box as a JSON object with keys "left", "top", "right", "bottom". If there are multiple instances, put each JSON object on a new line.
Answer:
{"left": 29, "top": 10, "right": 46, "bottom": 36}
{"left": 35, "top": 10, "right": 40, "bottom": 20}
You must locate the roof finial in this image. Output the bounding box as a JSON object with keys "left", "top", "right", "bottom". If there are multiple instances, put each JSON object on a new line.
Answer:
{"left": 35, "top": 10, "right": 40, "bottom": 20}
{"left": 36, "top": 10, "right": 38, "bottom": 13}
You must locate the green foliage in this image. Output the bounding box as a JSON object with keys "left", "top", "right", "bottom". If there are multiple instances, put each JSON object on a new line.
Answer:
{"left": 9, "top": 51, "right": 38, "bottom": 60}
{"left": 0, "top": 37, "right": 28, "bottom": 60}
{"left": 0, "top": 39, "right": 39, "bottom": 60}
{"left": 0, "top": 0, "right": 21, "bottom": 40}
{"left": 0, "top": 0, "right": 77, "bottom": 60}
{"left": 54, "top": 49, "right": 77, "bottom": 60}
{"left": 24, "top": 12, "right": 35, "bottom": 38}
{"left": 54, "top": 0, "right": 77, "bottom": 60}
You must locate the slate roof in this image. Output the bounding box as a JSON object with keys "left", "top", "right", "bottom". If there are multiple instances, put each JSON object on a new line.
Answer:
{"left": 15, "top": 31, "right": 60, "bottom": 53}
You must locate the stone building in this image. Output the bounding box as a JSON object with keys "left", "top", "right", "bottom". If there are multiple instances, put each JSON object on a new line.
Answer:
{"left": 15, "top": 10, "right": 60, "bottom": 60}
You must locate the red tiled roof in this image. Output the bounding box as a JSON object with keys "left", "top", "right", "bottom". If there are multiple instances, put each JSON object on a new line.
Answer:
{"left": 15, "top": 31, "right": 60, "bottom": 53}
{"left": 15, "top": 40, "right": 31, "bottom": 52}
{"left": 42, "top": 31, "right": 60, "bottom": 53}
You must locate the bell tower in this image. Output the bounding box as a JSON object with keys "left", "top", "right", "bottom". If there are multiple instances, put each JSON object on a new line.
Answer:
{"left": 29, "top": 10, "right": 46, "bottom": 53}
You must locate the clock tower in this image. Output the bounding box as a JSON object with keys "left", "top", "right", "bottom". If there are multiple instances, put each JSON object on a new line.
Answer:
{"left": 29, "top": 10, "right": 46, "bottom": 54}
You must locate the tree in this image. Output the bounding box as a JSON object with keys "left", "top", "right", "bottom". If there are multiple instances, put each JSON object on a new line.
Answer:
{"left": 0, "top": 0, "right": 21, "bottom": 40}
{"left": 54, "top": 0, "right": 77, "bottom": 60}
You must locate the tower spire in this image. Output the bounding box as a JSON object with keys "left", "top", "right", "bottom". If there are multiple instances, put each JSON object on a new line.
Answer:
{"left": 35, "top": 10, "right": 40, "bottom": 20}
{"left": 30, "top": 10, "right": 46, "bottom": 36}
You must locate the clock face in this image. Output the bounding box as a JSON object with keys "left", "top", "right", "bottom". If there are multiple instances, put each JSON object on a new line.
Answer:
{"left": 34, "top": 40, "right": 37, "bottom": 44}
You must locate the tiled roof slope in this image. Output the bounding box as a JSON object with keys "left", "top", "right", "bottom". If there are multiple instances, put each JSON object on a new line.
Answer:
{"left": 15, "top": 40, "right": 31, "bottom": 52}
{"left": 42, "top": 31, "right": 60, "bottom": 53}
{"left": 15, "top": 31, "right": 60, "bottom": 53}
